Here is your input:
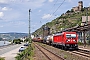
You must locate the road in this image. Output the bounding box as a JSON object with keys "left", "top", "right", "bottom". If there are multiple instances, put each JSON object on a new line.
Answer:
{"left": 0, "top": 43, "right": 24, "bottom": 60}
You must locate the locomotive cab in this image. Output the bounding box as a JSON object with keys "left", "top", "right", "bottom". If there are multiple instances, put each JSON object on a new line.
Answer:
{"left": 53, "top": 32, "right": 78, "bottom": 50}
{"left": 63, "top": 32, "right": 78, "bottom": 50}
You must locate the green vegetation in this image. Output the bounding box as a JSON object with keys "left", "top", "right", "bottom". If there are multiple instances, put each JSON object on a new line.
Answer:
{"left": 15, "top": 47, "right": 31, "bottom": 60}
{"left": 16, "top": 47, "right": 29, "bottom": 60}
{"left": 87, "top": 40, "right": 90, "bottom": 45}
{"left": 0, "top": 57, "right": 5, "bottom": 60}
{"left": 78, "top": 42, "right": 84, "bottom": 45}
{"left": 33, "top": 9, "right": 90, "bottom": 36}
{"left": 63, "top": 55, "right": 68, "bottom": 59}
{"left": 15, "top": 42, "right": 34, "bottom": 60}
{"left": 24, "top": 38, "right": 29, "bottom": 42}
{"left": 13, "top": 39, "right": 23, "bottom": 44}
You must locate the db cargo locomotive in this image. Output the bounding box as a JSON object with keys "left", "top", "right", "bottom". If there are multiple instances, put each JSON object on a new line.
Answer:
{"left": 44, "top": 32, "right": 78, "bottom": 50}
{"left": 53, "top": 32, "right": 78, "bottom": 50}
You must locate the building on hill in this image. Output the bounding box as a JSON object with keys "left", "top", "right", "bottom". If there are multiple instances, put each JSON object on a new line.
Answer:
{"left": 72, "top": 1, "right": 83, "bottom": 12}
{"left": 85, "top": 6, "right": 90, "bottom": 10}
{"left": 81, "top": 16, "right": 90, "bottom": 26}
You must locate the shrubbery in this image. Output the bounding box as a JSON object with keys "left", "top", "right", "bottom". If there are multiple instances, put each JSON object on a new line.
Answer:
{"left": 78, "top": 42, "right": 83, "bottom": 45}
{"left": 87, "top": 40, "right": 90, "bottom": 45}
{"left": 13, "top": 39, "right": 23, "bottom": 44}
{"left": 0, "top": 57, "right": 5, "bottom": 60}
{"left": 15, "top": 44, "right": 34, "bottom": 60}
{"left": 24, "top": 38, "right": 29, "bottom": 42}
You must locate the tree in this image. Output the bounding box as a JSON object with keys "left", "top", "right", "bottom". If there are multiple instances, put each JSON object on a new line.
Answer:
{"left": 24, "top": 38, "right": 29, "bottom": 42}
{"left": 81, "top": 8, "right": 84, "bottom": 12}
{"left": 0, "top": 38, "right": 3, "bottom": 41}
{"left": 71, "top": 9, "right": 74, "bottom": 12}
{"left": 13, "top": 39, "right": 22, "bottom": 44}
{"left": 66, "top": 10, "right": 70, "bottom": 13}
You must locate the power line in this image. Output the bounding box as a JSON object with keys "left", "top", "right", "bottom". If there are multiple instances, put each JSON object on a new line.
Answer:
{"left": 49, "top": 0, "right": 59, "bottom": 13}
{"left": 43, "top": 0, "right": 59, "bottom": 23}
{"left": 53, "top": 0, "right": 65, "bottom": 15}
{"left": 46, "top": 0, "right": 66, "bottom": 22}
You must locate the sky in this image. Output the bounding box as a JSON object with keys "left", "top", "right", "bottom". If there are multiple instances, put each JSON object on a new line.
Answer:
{"left": 0, "top": 0, "right": 90, "bottom": 33}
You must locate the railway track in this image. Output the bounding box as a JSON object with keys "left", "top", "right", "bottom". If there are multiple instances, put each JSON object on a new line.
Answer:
{"left": 33, "top": 42, "right": 65, "bottom": 60}
{"left": 67, "top": 49, "right": 90, "bottom": 60}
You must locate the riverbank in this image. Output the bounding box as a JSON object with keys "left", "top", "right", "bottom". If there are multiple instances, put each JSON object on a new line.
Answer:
{"left": 0, "top": 43, "right": 24, "bottom": 60}
{"left": 0, "top": 41, "right": 11, "bottom": 46}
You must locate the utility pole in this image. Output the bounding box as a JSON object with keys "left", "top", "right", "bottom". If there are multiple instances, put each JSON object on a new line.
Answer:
{"left": 29, "top": 9, "right": 31, "bottom": 43}
{"left": 84, "top": 7, "right": 88, "bottom": 47}
{"left": 86, "top": 7, "right": 88, "bottom": 24}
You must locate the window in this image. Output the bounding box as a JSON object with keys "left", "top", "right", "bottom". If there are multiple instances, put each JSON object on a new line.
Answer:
{"left": 66, "top": 34, "right": 76, "bottom": 38}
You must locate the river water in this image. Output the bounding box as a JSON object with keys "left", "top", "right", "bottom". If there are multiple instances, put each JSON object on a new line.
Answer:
{"left": 0, "top": 41, "right": 11, "bottom": 46}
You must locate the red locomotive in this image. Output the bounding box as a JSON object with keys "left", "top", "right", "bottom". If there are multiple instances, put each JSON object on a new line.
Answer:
{"left": 52, "top": 32, "right": 78, "bottom": 50}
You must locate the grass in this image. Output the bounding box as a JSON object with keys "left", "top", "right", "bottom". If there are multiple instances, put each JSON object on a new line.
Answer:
{"left": 0, "top": 57, "right": 5, "bottom": 60}
{"left": 27, "top": 43, "right": 35, "bottom": 60}
{"left": 15, "top": 43, "right": 34, "bottom": 60}
{"left": 63, "top": 55, "right": 67, "bottom": 59}
{"left": 78, "top": 42, "right": 84, "bottom": 45}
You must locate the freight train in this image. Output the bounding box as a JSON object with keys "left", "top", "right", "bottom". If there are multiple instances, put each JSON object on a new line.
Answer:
{"left": 32, "top": 37, "right": 43, "bottom": 43}
{"left": 33, "top": 32, "right": 78, "bottom": 50}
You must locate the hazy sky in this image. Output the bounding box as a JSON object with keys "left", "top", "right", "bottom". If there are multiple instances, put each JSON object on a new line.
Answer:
{"left": 0, "top": 0, "right": 90, "bottom": 33}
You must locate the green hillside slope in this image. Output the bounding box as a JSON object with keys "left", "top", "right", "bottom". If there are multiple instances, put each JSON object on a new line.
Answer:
{"left": 33, "top": 8, "right": 90, "bottom": 36}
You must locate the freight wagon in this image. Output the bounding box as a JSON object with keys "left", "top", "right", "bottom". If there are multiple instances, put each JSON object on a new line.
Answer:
{"left": 43, "top": 35, "right": 53, "bottom": 45}
{"left": 32, "top": 37, "right": 43, "bottom": 43}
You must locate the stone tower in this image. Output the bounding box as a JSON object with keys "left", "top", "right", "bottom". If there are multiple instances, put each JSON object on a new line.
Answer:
{"left": 78, "top": 1, "right": 83, "bottom": 10}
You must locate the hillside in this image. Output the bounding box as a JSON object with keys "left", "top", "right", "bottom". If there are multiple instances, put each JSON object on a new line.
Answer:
{"left": 33, "top": 8, "right": 90, "bottom": 37}
{"left": 0, "top": 32, "right": 28, "bottom": 41}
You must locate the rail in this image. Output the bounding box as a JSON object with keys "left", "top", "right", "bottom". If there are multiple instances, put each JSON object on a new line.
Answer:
{"left": 67, "top": 49, "right": 90, "bottom": 60}
{"left": 33, "top": 42, "right": 65, "bottom": 60}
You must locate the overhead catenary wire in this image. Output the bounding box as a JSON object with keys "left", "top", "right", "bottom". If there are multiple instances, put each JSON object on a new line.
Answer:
{"left": 42, "top": 0, "right": 59, "bottom": 24}
{"left": 46, "top": 0, "right": 66, "bottom": 22}
{"left": 49, "top": 0, "right": 59, "bottom": 13}
{"left": 45, "top": 0, "right": 59, "bottom": 22}
{"left": 53, "top": 0, "right": 65, "bottom": 15}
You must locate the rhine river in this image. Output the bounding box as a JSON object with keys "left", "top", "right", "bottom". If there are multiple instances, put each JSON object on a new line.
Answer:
{"left": 0, "top": 41, "right": 11, "bottom": 46}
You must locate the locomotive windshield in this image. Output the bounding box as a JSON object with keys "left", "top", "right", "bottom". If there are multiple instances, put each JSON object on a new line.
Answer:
{"left": 66, "top": 34, "right": 76, "bottom": 38}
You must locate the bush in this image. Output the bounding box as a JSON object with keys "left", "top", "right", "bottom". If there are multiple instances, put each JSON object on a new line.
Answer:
{"left": 0, "top": 57, "right": 5, "bottom": 60}
{"left": 13, "top": 39, "right": 22, "bottom": 44}
{"left": 24, "top": 38, "right": 29, "bottom": 42}
{"left": 87, "top": 40, "right": 90, "bottom": 45}
{"left": 78, "top": 42, "right": 83, "bottom": 45}
{"left": 15, "top": 45, "right": 33, "bottom": 60}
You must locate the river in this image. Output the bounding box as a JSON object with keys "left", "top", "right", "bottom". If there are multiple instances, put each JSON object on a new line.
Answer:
{"left": 0, "top": 41, "right": 11, "bottom": 46}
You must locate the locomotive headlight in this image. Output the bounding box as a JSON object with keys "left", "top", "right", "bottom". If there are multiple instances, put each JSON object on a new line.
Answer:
{"left": 73, "top": 40, "right": 76, "bottom": 42}
{"left": 66, "top": 40, "right": 70, "bottom": 42}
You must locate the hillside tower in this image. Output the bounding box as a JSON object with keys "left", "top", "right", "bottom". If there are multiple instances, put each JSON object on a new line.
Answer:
{"left": 72, "top": 1, "right": 83, "bottom": 12}
{"left": 78, "top": 1, "right": 83, "bottom": 10}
